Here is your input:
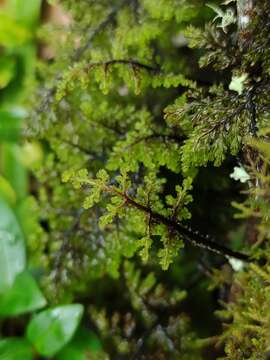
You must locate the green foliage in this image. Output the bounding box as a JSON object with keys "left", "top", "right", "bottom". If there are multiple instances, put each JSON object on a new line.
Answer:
{"left": 1, "top": 0, "right": 270, "bottom": 358}
{"left": 26, "top": 304, "right": 84, "bottom": 357}
{"left": 0, "top": 199, "right": 26, "bottom": 291}
{"left": 217, "top": 263, "right": 270, "bottom": 359}
{"left": 0, "top": 338, "right": 33, "bottom": 360}
{"left": 0, "top": 2, "right": 89, "bottom": 360}
{"left": 0, "top": 270, "right": 46, "bottom": 316}
{"left": 208, "top": 137, "right": 270, "bottom": 359}
{"left": 26, "top": 0, "right": 270, "bottom": 356}
{"left": 165, "top": 85, "right": 250, "bottom": 172}
{"left": 63, "top": 168, "right": 194, "bottom": 269}
{"left": 57, "top": 328, "right": 103, "bottom": 360}
{"left": 206, "top": 3, "right": 236, "bottom": 32}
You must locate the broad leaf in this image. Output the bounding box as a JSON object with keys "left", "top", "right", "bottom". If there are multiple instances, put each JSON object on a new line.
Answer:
{"left": 6, "top": 0, "right": 41, "bottom": 29}
{"left": 0, "top": 338, "right": 33, "bottom": 360}
{"left": 2, "top": 143, "right": 27, "bottom": 199}
{"left": 0, "top": 56, "right": 16, "bottom": 89}
{"left": 0, "top": 199, "right": 25, "bottom": 292}
{"left": 57, "top": 327, "right": 102, "bottom": 360}
{"left": 0, "top": 270, "right": 46, "bottom": 317}
{"left": 0, "top": 12, "right": 30, "bottom": 47}
{"left": 0, "top": 176, "right": 16, "bottom": 205}
{"left": 26, "top": 304, "right": 84, "bottom": 357}
{"left": 0, "top": 110, "right": 22, "bottom": 142}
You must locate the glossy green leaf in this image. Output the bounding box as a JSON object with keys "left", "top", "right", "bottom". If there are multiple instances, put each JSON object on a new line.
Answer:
{"left": 26, "top": 304, "right": 84, "bottom": 357}
{"left": 0, "top": 199, "right": 25, "bottom": 292}
{"left": 0, "top": 176, "right": 16, "bottom": 205}
{"left": 0, "top": 12, "right": 30, "bottom": 47}
{"left": 1, "top": 143, "right": 27, "bottom": 199}
{"left": 0, "top": 270, "right": 46, "bottom": 317}
{"left": 0, "top": 56, "right": 16, "bottom": 89}
{"left": 6, "top": 0, "right": 41, "bottom": 29}
{"left": 0, "top": 110, "right": 22, "bottom": 142}
{"left": 57, "top": 328, "right": 102, "bottom": 360}
{"left": 0, "top": 338, "right": 33, "bottom": 360}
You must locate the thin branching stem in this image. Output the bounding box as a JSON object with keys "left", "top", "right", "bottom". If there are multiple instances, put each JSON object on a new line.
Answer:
{"left": 103, "top": 185, "right": 251, "bottom": 262}
{"left": 86, "top": 59, "right": 161, "bottom": 74}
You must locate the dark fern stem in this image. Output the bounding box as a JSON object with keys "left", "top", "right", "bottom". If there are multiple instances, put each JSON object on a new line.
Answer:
{"left": 246, "top": 88, "right": 258, "bottom": 136}
{"left": 107, "top": 186, "right": 251, "bottom": 262}
{"left": 86, "top": 59, "right": 161, "bottom": 74}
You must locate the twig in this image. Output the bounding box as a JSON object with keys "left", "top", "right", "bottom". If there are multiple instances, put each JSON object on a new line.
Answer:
{"left": 102, "top": 185, "right": 251, "bottom": 262}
